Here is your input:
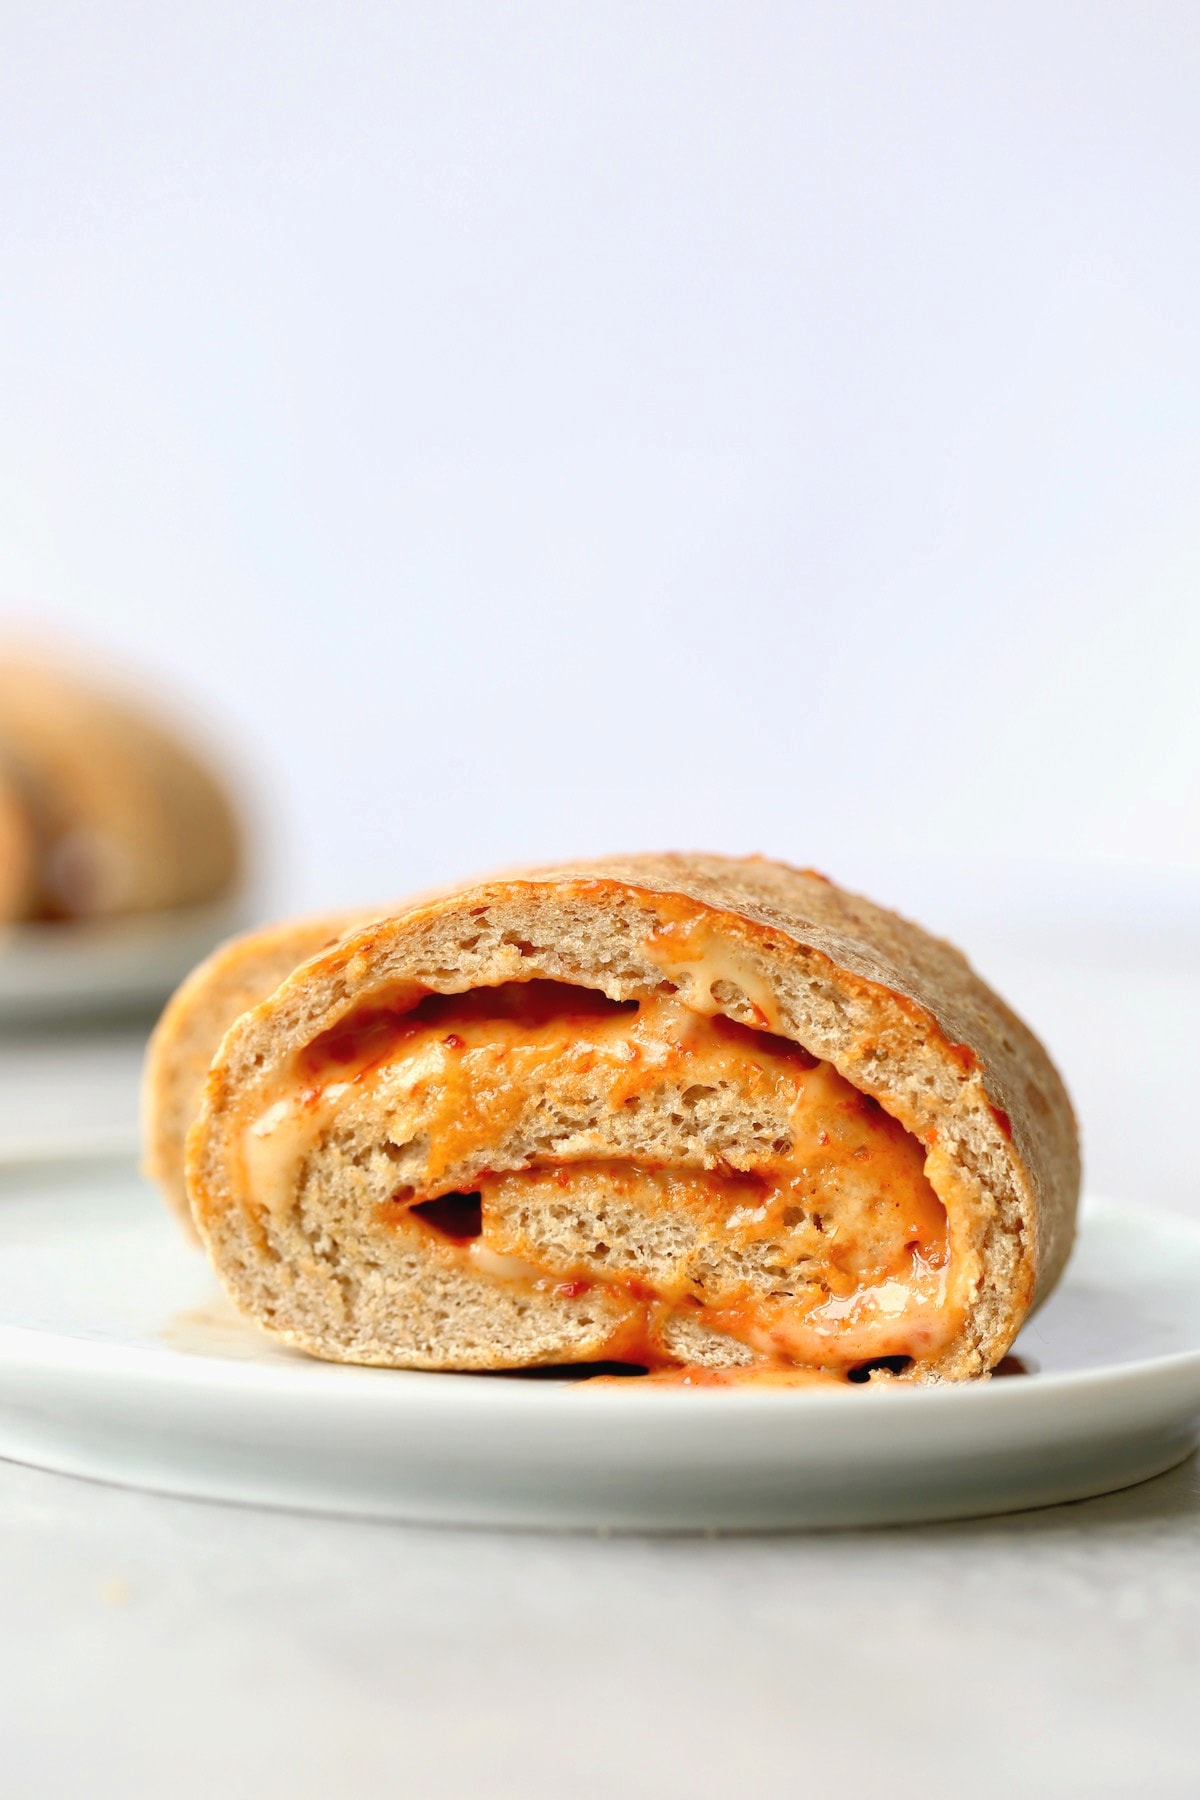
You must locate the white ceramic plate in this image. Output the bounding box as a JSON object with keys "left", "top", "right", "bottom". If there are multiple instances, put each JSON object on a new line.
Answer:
{"left": 0, "top": 1157, "right": 1197, "bottom": 1531}
{"left": 0, "top": 899, "right": 244, "bottom": 1022}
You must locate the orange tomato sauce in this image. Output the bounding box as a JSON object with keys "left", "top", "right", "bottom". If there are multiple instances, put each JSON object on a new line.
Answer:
{"left": 243, "top": 979, "right": 960, "bottom": 1380}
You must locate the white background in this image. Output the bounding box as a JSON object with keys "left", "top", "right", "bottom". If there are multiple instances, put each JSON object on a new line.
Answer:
{"left": 2, "top": 18, "right": 1200, "bottom": 1791}
{"left": 2, "top": 3, "right": 1197, "bottom": 936}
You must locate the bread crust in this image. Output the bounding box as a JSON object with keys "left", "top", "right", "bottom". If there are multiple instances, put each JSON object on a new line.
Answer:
{"left": 183, "top": 854, "right": 1080, "bottom": 1380}
{"left": 142, "top": 912, "right": 367, "bottom": 1237}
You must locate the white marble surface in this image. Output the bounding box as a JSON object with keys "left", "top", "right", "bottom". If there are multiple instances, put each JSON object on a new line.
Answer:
{"left": 0, "top": 933, "right": 1197, "bottom": 1794}
{"left": 1, "top": 1452, "right": 1198, "bottom": 1799}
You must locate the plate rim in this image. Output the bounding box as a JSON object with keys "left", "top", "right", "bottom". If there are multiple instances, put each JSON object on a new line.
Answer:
{"left": 0, "top": 1318, "right": 1196, "bottom": 1404}
{"left": 0, "top": 1187, "right": 1197, "bottom": 1417}
{"left": 0, "top": 893, "right": 247, "bottom": 956}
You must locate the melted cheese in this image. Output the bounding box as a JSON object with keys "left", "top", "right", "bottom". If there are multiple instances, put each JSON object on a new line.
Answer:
{"left": 234, "top": 979, "right": 963, "bottom": 1378}
{"left": 644, "top": 915, "right": 783, "bottom": 1029}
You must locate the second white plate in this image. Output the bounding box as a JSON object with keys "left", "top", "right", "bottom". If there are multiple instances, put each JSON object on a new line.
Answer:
{"left": 0, "top": 898, "right": 244, "bottom": 1022}
{"left": 0, "top": 1159, "right": 1197, "bottom": 1530}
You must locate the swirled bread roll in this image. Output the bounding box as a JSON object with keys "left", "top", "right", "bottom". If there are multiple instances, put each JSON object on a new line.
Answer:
{"left": 0, "top": 655, "right": 241, "bottom": 921}
{"left": 175, "top": 855, "right": 1079, "bottom": 1383}
{"left": 0, "top": 766, "right": 37, "bottom": 923}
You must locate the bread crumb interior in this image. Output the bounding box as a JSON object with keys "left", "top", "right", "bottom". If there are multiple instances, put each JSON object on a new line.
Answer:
{"left": 239, "top": 978, "right": 964, "bottom": 1376}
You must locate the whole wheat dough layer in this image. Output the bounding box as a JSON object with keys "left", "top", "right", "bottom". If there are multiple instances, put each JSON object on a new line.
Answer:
{"left": 180, "top": 855, "right": 1079, "bottom": 1382}
{"left": 142, "top": 912, "right": 367, "bottom": 1236}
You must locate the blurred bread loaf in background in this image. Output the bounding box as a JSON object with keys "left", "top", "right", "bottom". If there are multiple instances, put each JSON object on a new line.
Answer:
{"left": 0, "top": 651, "right": 242, "bottom": 925}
